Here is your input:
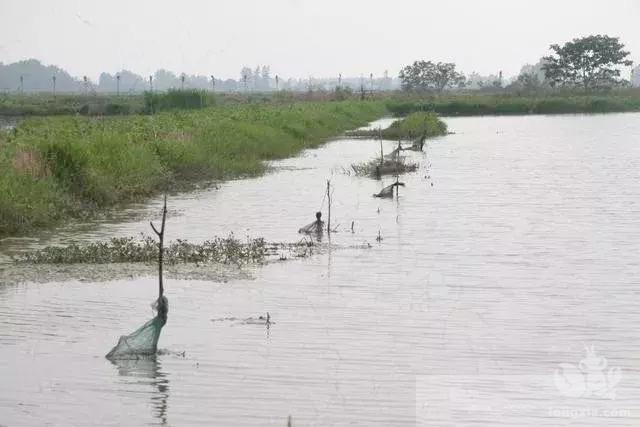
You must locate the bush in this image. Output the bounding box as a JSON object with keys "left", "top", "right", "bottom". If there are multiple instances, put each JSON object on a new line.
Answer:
{"left": 144, "top": 89, "right": 214, "bottom": 113}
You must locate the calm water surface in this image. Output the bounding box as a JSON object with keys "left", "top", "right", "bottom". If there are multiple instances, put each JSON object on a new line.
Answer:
{"left": 2, "top": 114, "right": 640, "bottom": 426}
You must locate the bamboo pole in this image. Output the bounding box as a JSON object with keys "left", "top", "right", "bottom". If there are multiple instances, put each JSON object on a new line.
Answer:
{"left": 150, "top": 194, "right": 167, "bottom": 298}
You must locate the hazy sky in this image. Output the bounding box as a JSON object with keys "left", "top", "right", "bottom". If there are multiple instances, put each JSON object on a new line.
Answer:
{"left": 0, "top": 0, "right": 638, "bottom": 80}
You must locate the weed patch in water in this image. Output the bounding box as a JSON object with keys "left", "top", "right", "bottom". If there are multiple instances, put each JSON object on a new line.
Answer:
{"left": 348, "top": 158, "right": 418, "bottom": 177}
{"left": 15, "top": 235, "right": 316, "bottom": 265}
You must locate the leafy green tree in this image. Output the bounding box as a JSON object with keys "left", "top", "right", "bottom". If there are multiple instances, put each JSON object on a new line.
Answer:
{"left": 399, "top": 61, "right": 465, "bottom": 92}
{"left": 542, "top": 35, "right": 632, "bottom": 89}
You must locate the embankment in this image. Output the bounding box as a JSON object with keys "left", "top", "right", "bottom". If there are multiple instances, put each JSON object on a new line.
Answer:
{"left": 0, "top": 101, "right": 386, "bottom": 237}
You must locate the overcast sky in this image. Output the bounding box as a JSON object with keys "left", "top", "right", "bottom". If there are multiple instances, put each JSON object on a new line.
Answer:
{"left": 0, "top": 0, "right": 638, "bottom": 80}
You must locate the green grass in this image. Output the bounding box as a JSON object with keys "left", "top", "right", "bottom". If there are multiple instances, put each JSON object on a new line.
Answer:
{"left": 144, "top": 89, "right": 216, "bottom": 113}
{"left": 0, "top": 101, "right": 386, "bottom": 237}
{"left": 0, "top": 92, "right": 146, "bottom": 116}
{"left": 6, "top": 89, "right": 640, "bottom": 117}
{"left": 347, "top": 111, "right": 447, "bottom": 139}
{"left": 385, "top": 93, "right": 640, "bottom": 116}
{"left": 380, "top": 112, "right": 447, "bottom": 139}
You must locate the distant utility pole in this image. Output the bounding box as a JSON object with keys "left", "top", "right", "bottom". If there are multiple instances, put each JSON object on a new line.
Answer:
{"left": 210, "top": 75, "right": 215, "bottom": 92}
{"left": 181, "top": 73, "right": 185, "bottom": 90}
{"left": 149, "top": 75, "right": 153, "bottom": 92}
{"left": 19, "top": 75, "right": 23, "bottom": 94}
{"left": 275, "top": 75, "right": 279, "bottom": 91}
{"left": 52, "top": 75, "right": 56, "bottom": 98}
{"left": 116, "top": 74, "right": 120, "bottom": 96}
{"left": 370, "top": 73, "right": 374, "bottom": 92}
{"left": 338, "top": 73, "right": 342, "bottom": 88}
{"left": 83, "top": 76, "right": 88, "bottom": 95}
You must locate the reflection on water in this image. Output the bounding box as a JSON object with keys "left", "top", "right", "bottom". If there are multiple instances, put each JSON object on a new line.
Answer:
{"left": 2, "top": 114, "right": 640, "bottom": 425}
{"left": 111, "top": 357, "right": 169, "bottom": 426}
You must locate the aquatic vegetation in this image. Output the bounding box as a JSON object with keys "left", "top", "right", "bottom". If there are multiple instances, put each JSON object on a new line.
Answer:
{"left": 349, "top": 158, "right": 418, "bottom": 177}
{"left": 347, "top": 114, "right": 438, "bottom": 177}
{"left": 0, "top": 101, "right": 386, "bottom": 237}
{"left": 15, "top": 234, "right": 317, "bottom": 265}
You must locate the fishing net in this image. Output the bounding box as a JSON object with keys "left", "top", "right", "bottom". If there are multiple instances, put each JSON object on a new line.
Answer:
{"left": 410, "top": 133, "right": 427, "bottom": 151}
{"left": 374, "top": 182, "right": 405, "bottom": 198}
{"left": 106, "top": 296, "right": 168, "bottom": 359}
{"left": 299, "top": 211, "right": 325, "bottom": 235}
{"left": 383, "top": 147, "right": 402, "bottom": 161}
{"left": 298, "top": 219, "right": 324, "bottom": 234}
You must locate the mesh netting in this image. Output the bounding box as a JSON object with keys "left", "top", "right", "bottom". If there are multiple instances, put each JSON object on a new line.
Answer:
{"left": 106, "top": 296, "right": 168, "bottom": 359}
{"left": 374, "top": 182, "right": 405, "bottom": 198}
{"left": 298, "top": 219, "right": 324, "bottom": 234}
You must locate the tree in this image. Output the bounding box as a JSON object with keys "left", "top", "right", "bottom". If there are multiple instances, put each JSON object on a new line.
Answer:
{"left": 260, "top": 65, "right": 271, "bottom": 90}
{"left": 399, "top": 60, "right": 465, "bottom": 92}
{"left": 432, "top": 62, "right": 466, "bottom": 91}
{"left": 240, "top": 67, "right": 252, "bottom": 91}
{"left": 542, "top": 35, "right": 632, "bottom": 90}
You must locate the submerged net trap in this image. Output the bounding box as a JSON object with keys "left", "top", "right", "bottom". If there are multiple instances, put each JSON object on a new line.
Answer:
{"left": 373, "top": 181, "right": 405, "bottom": 198}
{"left": 106, "top": 296, "right": 168, "bottom": 359}
{"left": 299, "top": 211, "right": 325, "bottom": 235}
{"left": 106, "top": 195, "right": 169, "bottom": 360}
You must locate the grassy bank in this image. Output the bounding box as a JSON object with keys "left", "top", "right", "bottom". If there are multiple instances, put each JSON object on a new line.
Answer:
{"left": 5, "top": 90, "right": 640, "bottom": 118}
{"left": 0, "top": 101, "right": 386, "bottom": 237}
{"left": 385, "top": 93, "right": 640, "bottom": 116}
{"left": 0, "top": 90, "right": 216, "bottom": 116}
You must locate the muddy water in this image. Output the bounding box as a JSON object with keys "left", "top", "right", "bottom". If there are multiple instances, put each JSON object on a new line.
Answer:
{"left": 2, "top": 114, "right": 640, "bottom": 426}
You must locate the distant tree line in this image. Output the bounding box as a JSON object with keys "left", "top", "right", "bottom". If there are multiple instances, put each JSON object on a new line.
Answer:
{"left": 0, "top": 60, "right": 399, "bottom": 94}
{"left": 400, "top": 34, "right": 635, "bottom": 93}
{"left": 2, "top": 34, "right": 635, "bottom": 95}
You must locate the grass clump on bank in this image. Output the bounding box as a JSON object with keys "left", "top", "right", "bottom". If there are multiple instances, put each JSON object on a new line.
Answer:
{"left": 0, "top": 101, "right": 386, "bottom": 237}
{"left": 380, "top": 112, "right": 447, "bottom": 139}
{"left": 144, "top": 89, "right": 216, "bottom": 113}
{"left": 348, "top": 112, "right": 448, "bottom": 139}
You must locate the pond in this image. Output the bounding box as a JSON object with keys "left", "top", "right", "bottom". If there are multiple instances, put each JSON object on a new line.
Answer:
{"left": 2, "top": 114, "right": 640, "bottom": 425}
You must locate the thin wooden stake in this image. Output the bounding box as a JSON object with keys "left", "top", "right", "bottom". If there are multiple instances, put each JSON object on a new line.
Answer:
{"left": 326, "top": 180, "right": 331, "bottom": 235}
{"left": 379, "top": 128, "right": 384, "bottom": 165}
{"left": 150, "top": 194, "right": 167, "bottom": 299}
